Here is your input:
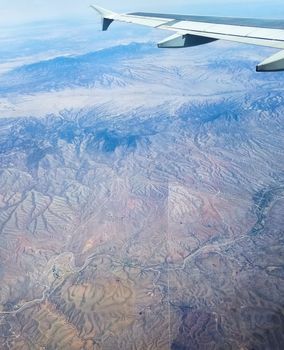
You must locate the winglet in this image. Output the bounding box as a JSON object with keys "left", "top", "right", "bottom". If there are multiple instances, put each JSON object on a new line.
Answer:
{"left": 90, "top": 5, "right": 117, "bottom": 31}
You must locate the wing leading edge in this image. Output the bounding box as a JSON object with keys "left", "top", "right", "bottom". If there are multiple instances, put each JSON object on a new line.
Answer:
{"left": 90, "top": 5, "right": 284, "bottom": 72}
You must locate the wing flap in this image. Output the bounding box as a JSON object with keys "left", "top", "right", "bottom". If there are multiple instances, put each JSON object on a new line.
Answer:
{"left": 159, "top": 23, "right": 284, "bottom": 49}
{"left": 176, "top": 30, "right": 284, "bottom": 49}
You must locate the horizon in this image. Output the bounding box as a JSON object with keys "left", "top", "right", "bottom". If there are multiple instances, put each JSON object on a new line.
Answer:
{"left": 1, "top": 1, "right": 284, "bottom": 27}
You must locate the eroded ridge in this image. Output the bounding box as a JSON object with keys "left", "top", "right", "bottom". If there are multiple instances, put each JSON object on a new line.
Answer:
{"left": 0, "top": 91, "right": 284, "bottom": 349}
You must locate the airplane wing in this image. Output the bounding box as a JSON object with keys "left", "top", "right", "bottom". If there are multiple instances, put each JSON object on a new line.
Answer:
{"left": 90, "top": 5, "right": 284, "bottom": 72}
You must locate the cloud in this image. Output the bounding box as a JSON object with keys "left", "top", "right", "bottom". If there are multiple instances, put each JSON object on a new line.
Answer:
{"left": 1, "top": 0, "right": 284, "bottom": 26}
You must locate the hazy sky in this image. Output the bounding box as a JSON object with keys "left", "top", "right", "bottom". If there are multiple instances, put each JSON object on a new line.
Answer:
{"left": 1, "top": 0, "right": 284, "bottom": 26}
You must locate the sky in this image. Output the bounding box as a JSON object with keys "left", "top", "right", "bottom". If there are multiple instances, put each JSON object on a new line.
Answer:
{"left": 1, "top": 0, "right": 284, "bottom": 26}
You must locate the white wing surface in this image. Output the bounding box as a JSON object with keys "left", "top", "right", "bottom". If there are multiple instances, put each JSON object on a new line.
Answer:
{"left": 91, "top": 5, "right": 284, "bottom": 72}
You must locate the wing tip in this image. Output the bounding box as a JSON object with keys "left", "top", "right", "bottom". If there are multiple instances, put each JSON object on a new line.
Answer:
{"left": 90, "top": 4, "right": 116, "bottom": 31}
{"left": 90, "top": 4, "right": 116, "bottom": 18}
